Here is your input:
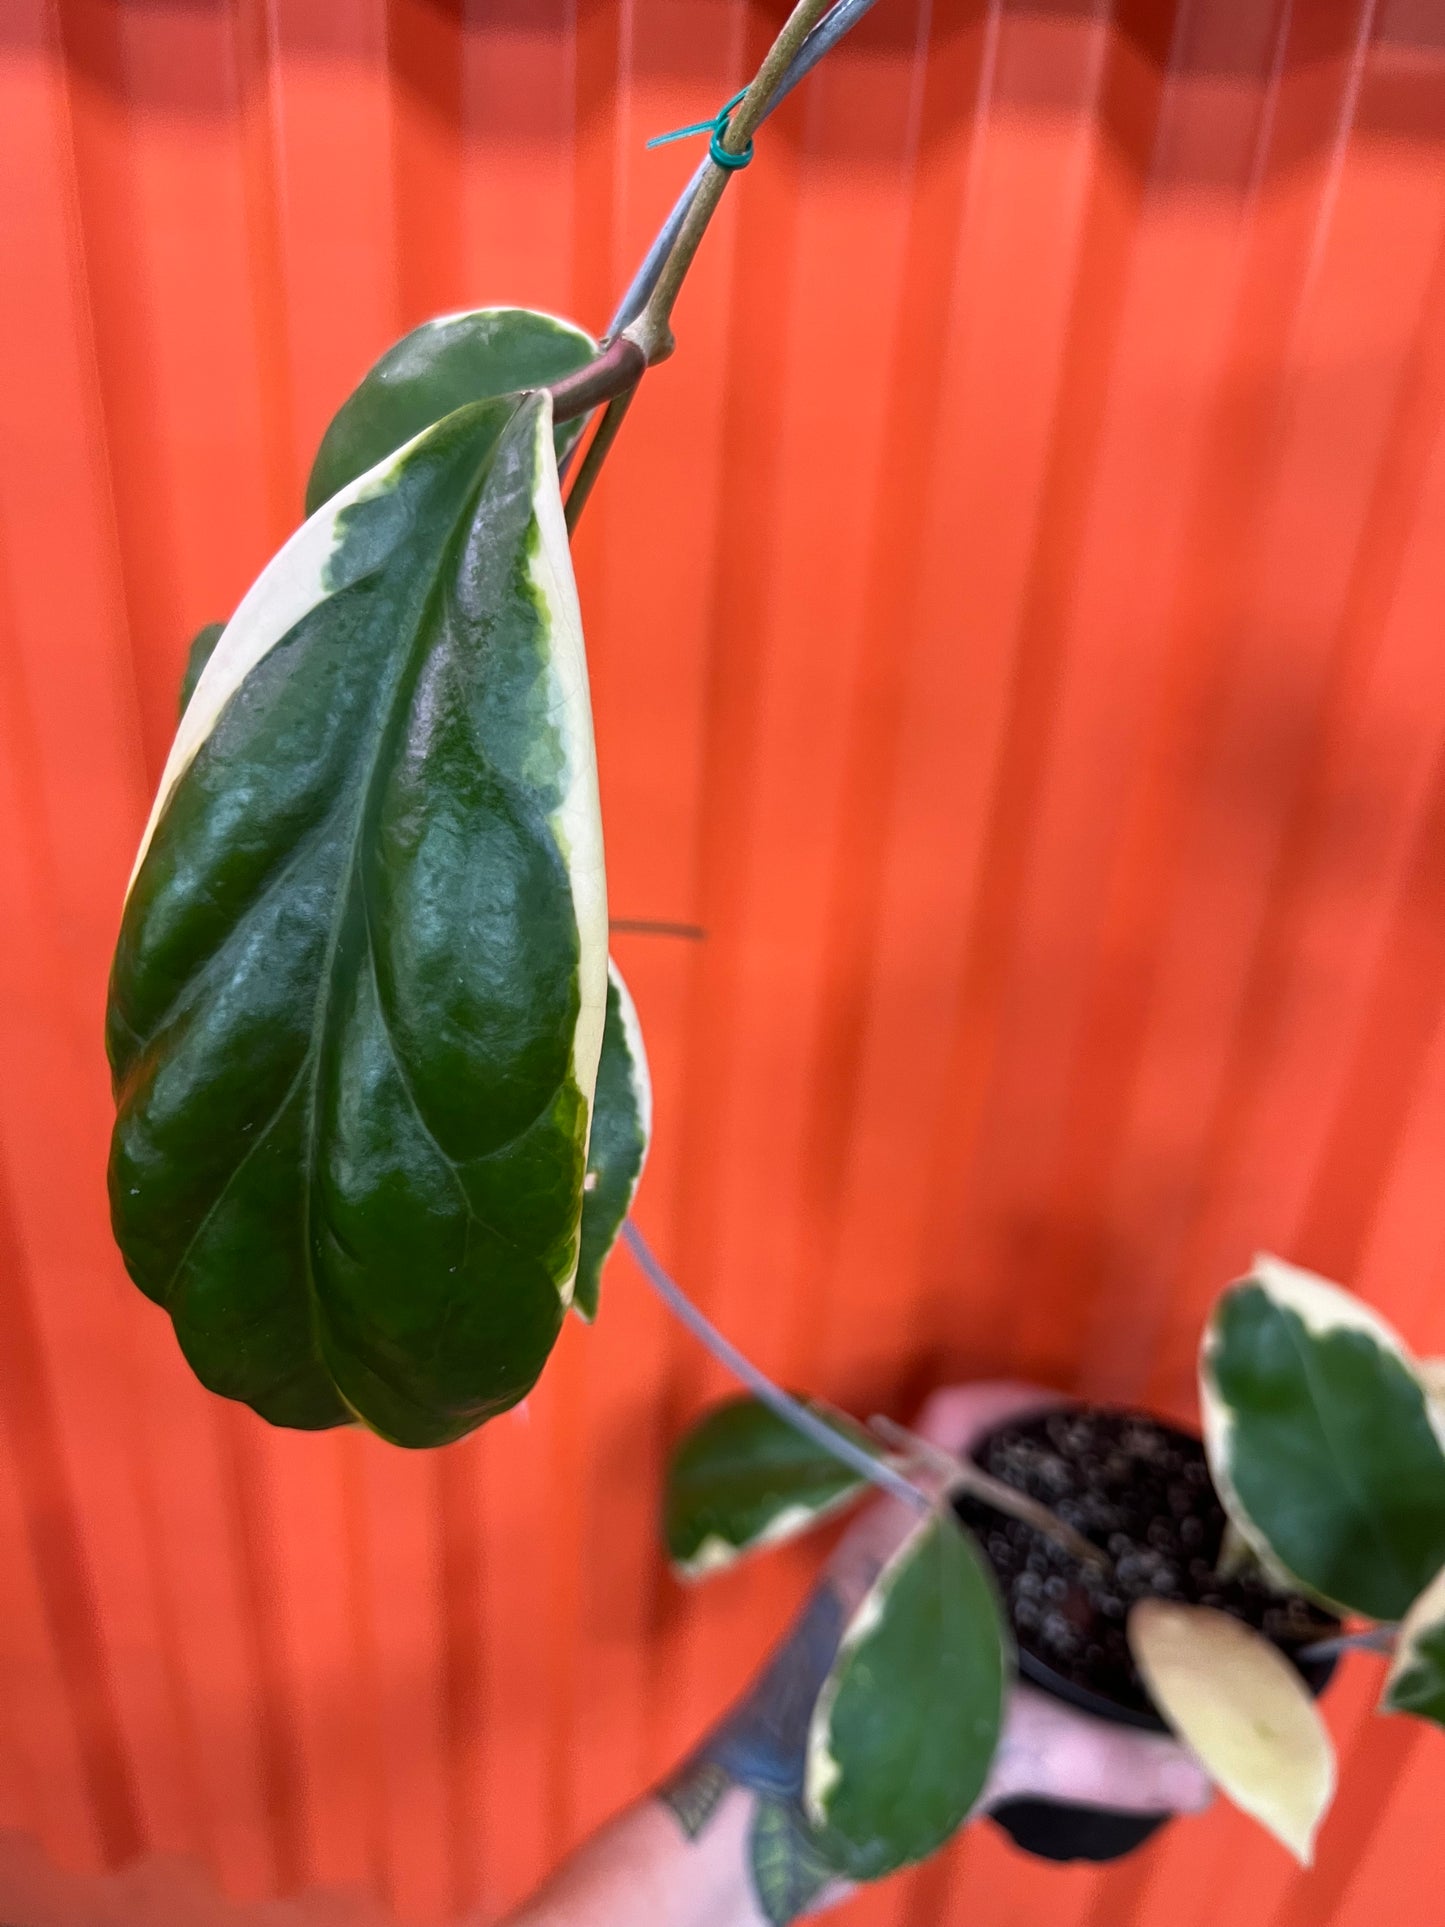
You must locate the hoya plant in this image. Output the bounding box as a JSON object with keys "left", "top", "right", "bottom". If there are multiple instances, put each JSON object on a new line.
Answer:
{"left": 98, "top": 0, "right": 1445, "bottom": 1901}
{"left": 662, "top": 1253, "right": 1445, "bottom": 1883}
{"left": 104, "top": 0, "right": 851, "bottom": 1439}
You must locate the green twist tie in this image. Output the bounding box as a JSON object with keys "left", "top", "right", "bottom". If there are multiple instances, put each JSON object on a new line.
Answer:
{"left": 647, "top": 89, "right": 754, "bottom": 172}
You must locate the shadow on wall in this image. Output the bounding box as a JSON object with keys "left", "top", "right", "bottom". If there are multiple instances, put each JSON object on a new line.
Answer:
{"left": 19, "top": 0, "right": 1445, "bottom": 177}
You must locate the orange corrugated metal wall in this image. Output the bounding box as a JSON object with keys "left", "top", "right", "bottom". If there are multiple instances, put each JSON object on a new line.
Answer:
{"left": 3, "top": 0, "right": 1445, "bottom": 1921}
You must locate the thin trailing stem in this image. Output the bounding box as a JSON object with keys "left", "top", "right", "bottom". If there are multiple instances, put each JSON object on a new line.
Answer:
{"left": 608, "top": 918, "right": 707, "bottom": 941}
{"left": 1297, "top": 1624, "right": 1398, "bottom": 1663}
{"left": 622, "top": 1220, "right": 932, "bottom": 1516}
{"left": 868, "top": 1415, "right": 1107, "bottom": 1569}
{"left": 564, "top": 389, "right": 636, "bottom": 533}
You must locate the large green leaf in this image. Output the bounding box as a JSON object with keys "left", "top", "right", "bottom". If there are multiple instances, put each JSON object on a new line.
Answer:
{"left": 306, "top": 307, "right": 596, "bottom": 516}
{"left": 108, "top": 390, "right": 607, "bottom": 1446}
{"left": 803, "top": 1513, "right": 1008, "bottom": 1880}
{"left": 1200, "top": 1255, "right": 1445, "bottom": 1619}
{"left": 1382, "top": 1562, "right": 1445, "bottom": 1729}
{"left": 665, "top": 1396, "right": 877, "bottom": 1579}
{"left": 572, "top": 960, "right": 650, "bottom": 1323}
{"left": 179, "top": 622, "right": 225, "bottom": 718}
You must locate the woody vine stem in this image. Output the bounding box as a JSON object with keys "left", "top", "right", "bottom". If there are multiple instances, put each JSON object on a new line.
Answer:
{"left": 543, "top": 0, "right": 1105, "bottom": 1564}
{"left": 551, "top": 0, "right": 839, "bottom": 525}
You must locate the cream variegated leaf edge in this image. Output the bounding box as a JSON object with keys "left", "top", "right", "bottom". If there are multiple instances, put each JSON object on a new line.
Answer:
{"left": 126, "top": 393, "right": 608, "bottom": 1316}
{"left": 524, "top": 397, "right": 609, "bottom": 1151}
{"left": 663, "top": 1396, "right": 880, "bottom": 1581}
{"left": 1382, "top": 1562, "right": 1445, "bottom": 1726}
{"left": 805, "top": 1531, "right": 912, "bottom": 1826}
{"left": 801, "top": 1511, "right": 1007, "bottom": 1881}
{"left": 1198, "top": 1252, "right": 1445, "bottom": 1604}
{"left": 571, "top": 958, "right": 653, "bottom": 1325}
{"left": 609, "top": 960, "right": 652, "bottom": 1143}
{"left": 678, "top": 1483, "right": 871, "bottom": 1583}
{"left": 1128, "top": 1599, "right": 1335, "bottom": 1865}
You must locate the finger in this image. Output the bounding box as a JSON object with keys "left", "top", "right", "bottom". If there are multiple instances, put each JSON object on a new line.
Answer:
{"left": 1071, "top": 1724, "right": 1214, "bottom": 1816}
{"left": 986, "top": 1685, "right": 1213, "bottom": 1816}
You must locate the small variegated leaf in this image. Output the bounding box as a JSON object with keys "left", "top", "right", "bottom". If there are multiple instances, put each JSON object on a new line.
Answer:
{"left": 108, "top": 390, "right": 607, "bottom": 1445}
{"left": 665, "top": 1397, "right": 877, "bottom": 1579}
{"left": 804, "top": 1513, "right": 1007, "bottom": 1881}
{"left": 1382, "top": 1562, "right": 1445, "bottom": 1729}
{"left": 306, "top": 307, "right": 597, "bottom": 515}
{"left": 1199, "top": 1254, "right": 1445, "bottom": 1620}
{"left": 179, "top": 622, "right": 225, "bottom": 718}
{"left": 1129, "top": 1600, "right": 1335, "bottom": 1864}
{"left": 748, "top": 1799, "right": 837, "bottom": 1926}
{"left": 572, "top": 960, "right": 651, "bottom": 1322}
{"left": 1418, "top": 1358, "right": 1445, "bottom": 1406}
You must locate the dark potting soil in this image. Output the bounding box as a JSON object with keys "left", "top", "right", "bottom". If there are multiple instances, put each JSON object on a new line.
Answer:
{"left": 953, "top": 1407, "right": 1339, "bottom": 1720}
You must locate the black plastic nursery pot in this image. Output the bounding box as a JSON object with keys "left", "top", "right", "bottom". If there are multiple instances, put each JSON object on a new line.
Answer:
{"left": 953, "top": 1406, "right": 1340, "bottom": 1865}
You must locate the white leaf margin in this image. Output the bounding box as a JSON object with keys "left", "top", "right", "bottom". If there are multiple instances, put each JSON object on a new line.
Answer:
{"left": 803, "top": 1514, "right": 932, "bottom": 1828}
{"left": 1382, "top": 1561, "right": 1445, "bottom": 1720}
{"left": 676, "top": 1481, "right": 868, "bottom": 1583}
{"left": 126, "top": 394, "right": 608, "bottom": 1311}
{"left": 1197, "top": 1252, "right": 1445, "bottom": 1601}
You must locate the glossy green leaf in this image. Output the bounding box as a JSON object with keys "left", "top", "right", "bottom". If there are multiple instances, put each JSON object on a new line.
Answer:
{"left": 1200, "top": 1254, "right": 1445, "bottom": 1619}
{"left": 572, "top": 960, "right": 650, "bottom": 1322}
{"left": 804, "top": 1513, "right": 1008, "bottom": 1880}
{"left": 108, "top": 390, "right": 607, "bottom": 1446}
{"left": 179, "top": 622, "right": 225, "bottom": 718}
{"left": 306, "top": 307, "right": 596, "bottom": 515}
{"left": 664, "top": 1396, "right": 877, "bottom": 1579}
{"left": 1382, "top": 1562, "right": 1445, "bottom": 1729}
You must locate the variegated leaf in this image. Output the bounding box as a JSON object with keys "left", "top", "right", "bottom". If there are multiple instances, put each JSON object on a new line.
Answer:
{"left": 665, "top": 1396, "right": 877, "bottom": 1579}
{"left": 1199, "top": 1254, "right": 1445, "bottom": 1619}
{"left": 306, "top": 307, "right": 596, "bottom": 515}
{"left": 1382, "top": 1562, "right": 1445, "bottom": 1730}
{"left": 108, "top": 391, "right": 606, "bottom": 1445}
{"left": 179, "top": 622, "right": 225, "bottom": 718}
{"left": 804, "top": 1513, "right": 1007, "bottom": 1881}
{"left": 1129, "top": 1599, "right": 1335, "bottom": 1864}
{"left": 573, "top": 960, "right": 651, "bottom": 1322}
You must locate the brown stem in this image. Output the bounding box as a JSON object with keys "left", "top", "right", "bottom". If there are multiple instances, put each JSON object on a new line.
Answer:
{"left": 545, "top": 0, "right": 834, "bottom": 520}
{"left": 550, "top": 335, "right": 646, "bottom": 424}
{"left": 868, "top": 1416, "right": 1107, "bottom": 1569}
{"left": 627, "top": 0, "right": 833, "bottom": 365}
{"left": 564, "top": 388, "right": 636, "bottom": 532}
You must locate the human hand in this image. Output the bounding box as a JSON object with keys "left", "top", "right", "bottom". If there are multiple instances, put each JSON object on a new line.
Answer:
{"left": 660, "top": 1381, "right": 1210, "bottom": 1927}
{"left": 820, "top": 1380, "right": 1212, "bottom": 1820}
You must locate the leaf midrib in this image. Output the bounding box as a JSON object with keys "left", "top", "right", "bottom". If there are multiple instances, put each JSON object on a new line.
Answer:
{"left": 295, "top": 427, "right": 510, "bottom": 1385}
